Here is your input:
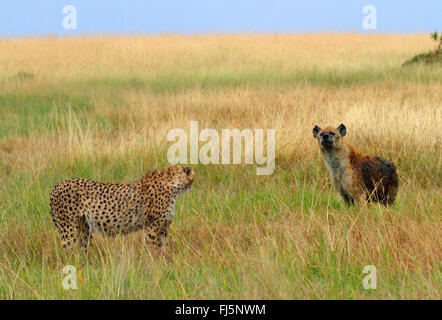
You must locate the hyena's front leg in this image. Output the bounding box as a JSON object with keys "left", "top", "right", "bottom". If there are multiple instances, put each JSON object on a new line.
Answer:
{"left": 338, "top": 185, "right": 354, "bottom": 206}
{"left": 347, "top": 179, "right": 367, "bottom": 207}
{"left": 353, "top": 191, "right": 368, "bottom": 206}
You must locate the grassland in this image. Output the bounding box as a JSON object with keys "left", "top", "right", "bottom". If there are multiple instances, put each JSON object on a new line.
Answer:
{"left": 0, "top": 34, "right": 441, "bottom": 299}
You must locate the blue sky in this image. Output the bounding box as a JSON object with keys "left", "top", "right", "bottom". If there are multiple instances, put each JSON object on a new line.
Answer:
{"left": 0, "top": 1, "right": 440, "bottom": 37}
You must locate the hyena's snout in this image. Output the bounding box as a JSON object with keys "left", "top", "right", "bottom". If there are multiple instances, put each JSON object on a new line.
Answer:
{"left": 320, "top": 132, "right": 335, "bottom": 147}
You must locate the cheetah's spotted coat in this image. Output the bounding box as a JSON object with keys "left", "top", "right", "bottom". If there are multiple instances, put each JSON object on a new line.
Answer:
{"left": 50, "top": 166, "right": 194, "bottom": 250}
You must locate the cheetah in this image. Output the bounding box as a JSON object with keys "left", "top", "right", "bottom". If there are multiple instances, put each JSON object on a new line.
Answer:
{"left": 50, "top": 165, "right": 194, "bottom": 251}
{"left": 313, "top": 124, "right": 399, "bottom": 206}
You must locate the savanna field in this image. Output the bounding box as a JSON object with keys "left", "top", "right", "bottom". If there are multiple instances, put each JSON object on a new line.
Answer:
{"left": 0, "top": 34, "right": 441, "bottom": 299}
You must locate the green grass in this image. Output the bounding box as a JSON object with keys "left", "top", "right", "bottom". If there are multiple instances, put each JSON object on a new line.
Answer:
{"left": 0, "top": 93, "right": 92, "bottom": 138}
{"left": 64, "top": 66, "right": 442, "bottom": 94}
{"left": 1, "top": 152, "right": 440, "bottom": 298}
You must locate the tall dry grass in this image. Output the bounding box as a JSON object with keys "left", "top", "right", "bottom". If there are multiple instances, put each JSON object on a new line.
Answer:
{"left": 0, "top": 34, "right": 441, "bottom": 299}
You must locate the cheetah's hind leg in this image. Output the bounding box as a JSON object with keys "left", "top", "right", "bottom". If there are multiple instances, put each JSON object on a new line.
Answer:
{"left": 52, "top": 213, "right": 92, "bottom": 251}
{"left": 78, "top": 215, "right": 93, "bottom": 251}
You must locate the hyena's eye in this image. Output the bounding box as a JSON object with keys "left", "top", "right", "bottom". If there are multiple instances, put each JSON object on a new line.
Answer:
{"left": 329, "top": 132, "right": 335, "bottom": 136}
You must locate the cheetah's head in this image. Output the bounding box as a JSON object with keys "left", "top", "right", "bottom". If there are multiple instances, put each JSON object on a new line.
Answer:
{"left": 163, "top": 165, "right": 194, "bottom": 195}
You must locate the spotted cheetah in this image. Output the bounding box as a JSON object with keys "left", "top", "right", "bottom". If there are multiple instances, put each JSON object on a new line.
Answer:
{"left": 50, "top": 165, "right": 194, "bottom": 251}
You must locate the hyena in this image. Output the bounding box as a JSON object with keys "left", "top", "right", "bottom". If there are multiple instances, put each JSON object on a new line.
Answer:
{"left": 313, "top": 124, "right": 399, "bottom": 206}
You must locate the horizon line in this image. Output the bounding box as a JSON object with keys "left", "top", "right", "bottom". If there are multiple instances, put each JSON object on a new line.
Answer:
{"left": 0, "top": 30, "right": 435, "bottom": 40}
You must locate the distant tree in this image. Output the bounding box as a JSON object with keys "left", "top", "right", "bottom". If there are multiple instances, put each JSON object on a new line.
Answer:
{"left": 403, "top": 30, "right": 442, "bottom": 66}
{"left": 430, "top": 31, "right": 441, "bottom": 53}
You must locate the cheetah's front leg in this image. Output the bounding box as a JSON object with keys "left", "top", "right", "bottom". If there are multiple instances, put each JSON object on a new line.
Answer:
{"left": 144, "top": 220, "right": 171, "bottom": 253}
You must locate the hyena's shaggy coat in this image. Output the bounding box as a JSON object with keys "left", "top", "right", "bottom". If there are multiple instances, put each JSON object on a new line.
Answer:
{"left": 313, "top": 124, "right": 399, "bottom": 206}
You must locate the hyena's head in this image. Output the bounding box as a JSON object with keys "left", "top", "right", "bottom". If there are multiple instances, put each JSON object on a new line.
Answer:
{"left": 313, "top": 124, "right": 346, "bottom": 150}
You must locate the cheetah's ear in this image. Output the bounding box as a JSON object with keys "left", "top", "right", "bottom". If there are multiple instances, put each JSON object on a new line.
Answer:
{"left": 313, "top": 125, "right": 321, "bottom": 138}
{"left": 337, "top": 124, "right": 346, "bottom": 137}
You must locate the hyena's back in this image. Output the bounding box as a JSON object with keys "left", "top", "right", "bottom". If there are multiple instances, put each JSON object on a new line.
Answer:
{"left": 359, "top": 156, "right": 399, "bottom": 205}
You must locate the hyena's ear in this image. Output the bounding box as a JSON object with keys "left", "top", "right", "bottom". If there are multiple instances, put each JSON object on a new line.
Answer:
{"left": 337, "top": 124, "right": 346, "bottom": 137}
{"left": 313, "top": 125, "right": 321, "bottom": 138}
